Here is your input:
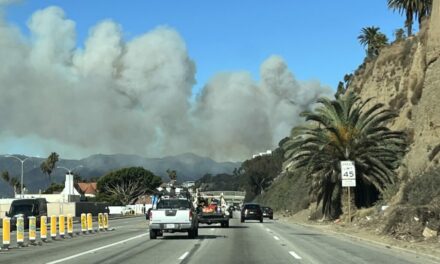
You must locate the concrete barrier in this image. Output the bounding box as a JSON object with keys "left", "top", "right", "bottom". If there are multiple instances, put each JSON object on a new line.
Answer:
{"left": 104, "top": 213, "right": 109, "bottom": 230}
{"left": 98, "top": 213, "right": 104, "bottom": 231}
{"left": 40, "top": 216, "right": 47, "bottom": 242}
{"left": 81, "top": 213, "right": 87, "bottom": 234}
{"left": 59, "top": 215, "right": 65, "bottom": 238}
{"left": 17, "top": 216, "right": 24, "bottom": 247}
{"left": 0, "top": 212, "right": 111, "bottom": 251}
{"left": 2, "top": 217, "right": 10, "bottom": 250}
{"left": 29, "top": 216, "right": 37, "bottom": 244}
{"left": 50, "top": 215, "right": 57, "bottom": 240}
{"left": 87, "top": 213, "right": 93, "bottom": 233}
{"left": 67, "top": 214, "right": 73, "bottom": 237}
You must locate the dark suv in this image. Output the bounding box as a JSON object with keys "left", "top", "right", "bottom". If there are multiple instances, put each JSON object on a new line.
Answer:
{"left": 261, "top": 206, "right": 273, "bottom": 220}
{"left": 241, "top": 203, "right": 263, "bottom": 223}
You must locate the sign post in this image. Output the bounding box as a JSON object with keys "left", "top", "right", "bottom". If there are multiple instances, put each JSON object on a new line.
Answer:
{"left": 341, "top": 160, "right": 356, "bottom": 223}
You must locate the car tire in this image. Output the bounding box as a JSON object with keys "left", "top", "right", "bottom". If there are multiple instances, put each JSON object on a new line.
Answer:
{"left": 195, "top": 228, "right": 198, "bottom": 237}
{"left": 241, "top": 218, "right": 245, "bottom": 223}
{"left": 225, "top": 221, "right": 229, "bottom": 228}
{"left": 149, "top": 229, "right": 157, "bottom": 239}
{"left": 260, "top": 218, "right": 263, "bottom": 223}
{"left": 270, "top": 216, "right": 273, "bottom": 220}
{"left": 188, "top": 228, "right": 196, "bottom": 239}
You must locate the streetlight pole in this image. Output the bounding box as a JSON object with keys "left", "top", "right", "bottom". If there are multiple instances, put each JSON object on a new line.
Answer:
{"left": 5, "top": 155, "right": 31, "bottom": 199}
{"left": 57, "top": 165, "right": 83, "bottom": 175}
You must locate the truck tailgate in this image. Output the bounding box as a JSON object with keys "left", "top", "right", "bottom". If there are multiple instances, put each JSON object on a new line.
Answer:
{"left": 151, "top": 209, "right": 191, "bottom": 224}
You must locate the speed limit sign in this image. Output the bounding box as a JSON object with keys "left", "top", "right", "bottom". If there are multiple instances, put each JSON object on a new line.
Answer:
{"left": 341, "top": 160, "right": 356, "bottom": 187}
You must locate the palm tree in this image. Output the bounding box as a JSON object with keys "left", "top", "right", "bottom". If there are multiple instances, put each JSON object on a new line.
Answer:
{"left": 358, "top": 27, "right": 389, "bottom": 58}
{"left": 283, "top": 92, "right": 407, "bottom": 219}
{"left": 40, "top": 152, "right": 59, "bottom": 183}
{"left": 394, "top": 28, "right": 406, "bottom": 42}
{"left": 387, "top": 0, "right": 433, "bottom": 37}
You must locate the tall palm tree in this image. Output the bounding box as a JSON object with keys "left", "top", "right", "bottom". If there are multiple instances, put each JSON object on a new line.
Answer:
{"left": 40, "top": 152, "right": 59, "bottom": 183}
{"left": 388, "top": 0, "right": 433, "bottom": 36}
{"left": 358, "top": 27, "right": 389, "bottom": 58}
{"left": 283, "top": 92, "right": 407, "bottom": 219}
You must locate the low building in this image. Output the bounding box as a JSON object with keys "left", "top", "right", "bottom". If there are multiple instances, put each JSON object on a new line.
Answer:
{"left": 77, "top": 182, "right": 97, "bottom": 198}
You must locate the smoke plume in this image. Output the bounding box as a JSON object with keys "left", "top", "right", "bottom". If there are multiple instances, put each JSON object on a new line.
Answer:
{"left": 0, "top": 6, "right": 332, "bottom": 161}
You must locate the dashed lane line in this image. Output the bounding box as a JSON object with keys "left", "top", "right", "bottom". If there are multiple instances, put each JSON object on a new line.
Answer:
{"left": 178, "top": 251, "right": 189, "bottom": 260}
{"left": 273, "top": 236, "right": 280, "bottom": 241}
{"left": 289, "top": 251, "right": 302, "bottom": 260}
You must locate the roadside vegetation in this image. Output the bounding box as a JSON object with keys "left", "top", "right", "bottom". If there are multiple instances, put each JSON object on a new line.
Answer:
{"left": 96, "top": 167, "right": 162, "bottom": 205}
{"left": 283, "top": 92, "right": 407, "bottom": 219}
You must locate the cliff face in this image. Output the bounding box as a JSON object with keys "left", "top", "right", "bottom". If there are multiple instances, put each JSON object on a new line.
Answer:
{"left": 348, "top": 0, "right": 440, "bottom": 177}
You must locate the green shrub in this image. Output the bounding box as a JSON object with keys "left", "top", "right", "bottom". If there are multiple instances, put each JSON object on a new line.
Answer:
{"left": 403, "top": 169, "right": 440, "bottom": 206}
{"left": 255, "top": 169, "right": 310, "bottom": 214}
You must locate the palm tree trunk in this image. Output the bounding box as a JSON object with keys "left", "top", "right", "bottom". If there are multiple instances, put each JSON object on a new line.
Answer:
{"left": 406, "top": 12, "right": 413, "bottom": 36}
{"left": 341, "top": 187, "right": 356, "bottom": 222}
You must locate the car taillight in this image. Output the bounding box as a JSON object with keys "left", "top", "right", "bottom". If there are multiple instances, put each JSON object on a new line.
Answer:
{"left": 189, "top": 210, "right": 193, "bottom": 221}
{"left": 149, "top": 210, "right": 153, "bottom": 221}
{"left": 245, "top": 209, "right": 248, "bottom": 215}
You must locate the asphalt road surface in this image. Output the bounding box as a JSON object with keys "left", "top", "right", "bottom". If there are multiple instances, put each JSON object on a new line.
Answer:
{"left": 0, "top": 215, "right": 438, "bottom": 264}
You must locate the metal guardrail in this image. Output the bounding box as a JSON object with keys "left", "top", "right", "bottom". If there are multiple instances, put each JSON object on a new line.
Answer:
{"left": 199, "top": 191, "right": 246, "bottom": 197}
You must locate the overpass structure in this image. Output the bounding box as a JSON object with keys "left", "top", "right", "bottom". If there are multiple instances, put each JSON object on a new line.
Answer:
{"left": 198, "top": 191, "right": 246, "bottom": 205}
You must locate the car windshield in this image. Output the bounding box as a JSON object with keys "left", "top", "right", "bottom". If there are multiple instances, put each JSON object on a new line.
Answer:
{"left": 244, "top": 204, "right": 260, "bottom": 210}
{"left": 157, "top": 199, "right": 191, "bottom": 209}
{"left": 10, "top": 204, "right": 33, "bottom": 216}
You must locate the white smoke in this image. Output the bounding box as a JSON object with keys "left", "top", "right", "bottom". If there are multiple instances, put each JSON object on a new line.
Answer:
{"left": 0, "top": 6, "right": 332, "bottom": 161}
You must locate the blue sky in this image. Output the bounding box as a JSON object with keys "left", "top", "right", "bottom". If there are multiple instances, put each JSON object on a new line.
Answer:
{"left": 3, "top": 0, "right": 405, "bottom": 93}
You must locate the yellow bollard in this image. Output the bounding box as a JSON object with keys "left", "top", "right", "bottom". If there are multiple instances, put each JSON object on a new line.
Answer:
{"left": 104, "top": 213, "right": 109, "bottom": 230}
{"left": 2, "top": 217, "right": 10, "bottom": 250}
{"left": 40, "top": 215, "right": 47, "bottom": 242}
{"left": 29, "top": 216, "right": 37, "bottom": 244}
{"left": 50, "top": 215, "right": 57, "bottom": 239}
{"left": 81, "top": 213, "right": 87, "bottom": 234}
{"left": 87, "top": 213, "right": 93, "bottom": 233}
{"left": 98, "top": 213, "right": 103, "bottom": 231}
{"left": 59, "top": 215, "right": 65, "bottom": 238}
{"left": 17, "top": 216, "right": 24, "bottom": 247}
{"left": 67, "top": 214, "right": 74, "bottom": 237}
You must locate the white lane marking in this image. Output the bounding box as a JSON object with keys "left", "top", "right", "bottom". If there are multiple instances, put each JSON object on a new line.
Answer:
{"left": 178, "top": 251, "right": 189, "bottom": 260}
{"left": 46, "top": 233, "right": 147, "bottom": 264}
{"left": 273, "top": 236, "right": 280, "bottom": 241}
{"left": 210, "top": 228, "right": 215, "bottom": 231}
{"left": 289, "top": 251, "right": 302, "bottom": 260}
{"left": 266, "top": 228, "right": 271, "bottom": 232}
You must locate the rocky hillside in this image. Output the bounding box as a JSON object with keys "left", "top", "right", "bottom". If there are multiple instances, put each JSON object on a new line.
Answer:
{"left": 348, "top": 0, "right": 440, "bottom": 178}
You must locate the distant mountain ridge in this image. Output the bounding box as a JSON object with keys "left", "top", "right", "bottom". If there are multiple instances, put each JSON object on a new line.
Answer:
{"left": 0, "top": 153, "right": 241, "bottom": 197}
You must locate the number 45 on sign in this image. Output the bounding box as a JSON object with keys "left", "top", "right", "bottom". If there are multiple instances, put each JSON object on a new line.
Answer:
{"left": 341, "top": 160, "right": 356, "bottom": 187}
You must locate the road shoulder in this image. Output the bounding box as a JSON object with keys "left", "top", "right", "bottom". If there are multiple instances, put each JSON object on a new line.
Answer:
{"left": 277, "top": 213, "right": 440, "bottom": 262}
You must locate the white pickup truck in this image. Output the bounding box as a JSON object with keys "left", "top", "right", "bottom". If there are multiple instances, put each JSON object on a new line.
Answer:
{"left": 148, "top": 197, "right": 198, "bottom": 239}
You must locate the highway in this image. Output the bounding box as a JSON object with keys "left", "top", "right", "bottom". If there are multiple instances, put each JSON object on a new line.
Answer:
{"left": 0, "top": 215, "right": 438, "bottom": 264}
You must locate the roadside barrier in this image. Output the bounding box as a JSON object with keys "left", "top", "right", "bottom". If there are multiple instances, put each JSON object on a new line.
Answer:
{"left": 87, "top": 213, "right": 93, "bottom": 233}
{"left": 1, "top": 212, "right": 111, "bottom": 250}
{"left": 2, "top": 217, "right": 10, "bottom": 250}
{"left": 29, "top": 216, "right": 37, "bottom": 245}
{"left": 104, "top": 213, "right": 109, "bottom": 230}
{"left": 50, "top": 215, "right": 57, "bottom": 240}
{"left": 67, "top": 214, "right": 73, "bottom": 237}
{"left": 40, "top": 216, "right": 47, "bottom": 242}
{"left": 17, "top": 216, "right": 24, "bottom": 247}
{"left": 98, "top": 213, "right": 104, "bottom": 231}
{"left": 59, "top": 215, "right": 65, "bottom": 238}
{"left": 81, "top": 213, "right": 87, "bottom": 234}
